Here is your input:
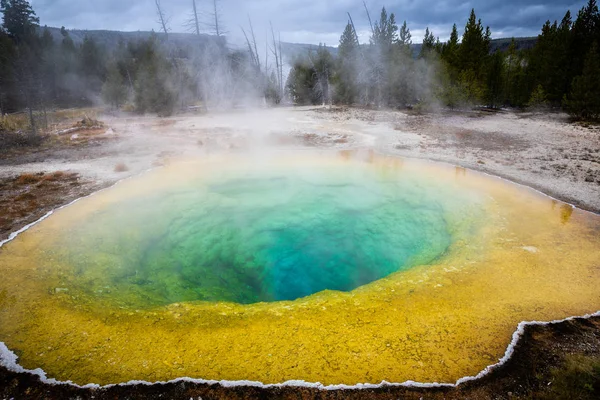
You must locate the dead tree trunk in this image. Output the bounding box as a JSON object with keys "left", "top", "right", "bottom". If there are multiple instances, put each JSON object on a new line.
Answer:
{"left": 348, "top": 12, "right": 369, "bottom": 105}
{"left": 213, "top": 0, "right": 221, "bottom": 37}
{"left": 241, "top": 28, "right": 259, "bottom": 70}
{"left": 16, "top": 46, "right": 38, "bottom": 136}
{"left": 270, "top": 22, "right": 283, "bottom": 102}
{"left": 249, "top": 16, "right": 260, "bottom": 73}
{"left": 26, "top": 91, "right": 36, "bottom": 136}
{"left": 192, "top": 0, "right": 200, "bottom": 36}
{"left": 155, "top": 0, "right": 169, "bottom": 38}
{"left": 278, "top": 33, "right": 283, "bottom": 97}
{"left": 363, "top": 1, "right": 374, "bottom": 35}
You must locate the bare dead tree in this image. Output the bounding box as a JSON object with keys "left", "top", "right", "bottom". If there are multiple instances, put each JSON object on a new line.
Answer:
{"left": 265, "top": 31, "right": 268, "bottom": 74}
{"left": 348, "top": 12, "right": 369, "bottom": 104}
{"left": 209, "top": 0, "right": 224, "bottom": 37}
{"left": 192, "top": 0, "right": 200, "bottom": 36}
{"left": 241, "top": 28, "right": 260, "bottom": 74}
{"left": 278, "top": 33, "right": 283, "bottom": 96}
{"left": 14, "top": 46, "right": 38, "bottom": 136}
{"left": 183, "top": 0, "right": 201, "bottom": 35}
{"left": 249, "top": 16, "right": 260, "bottom": 73}
{"left": 241, "top": 28, "right": 255, "bottom": 62}
{"left": 347, "top": 12, "right": 361, "bottom": 45}
{"left": 363, "top": 1, "right": 374, "bottom": 35}
{"left": 270, "top": 22, "right": 282, "bottom": 99}
{"left": 241, "top": 15, "right": 261, "bottom": 73}
{"left": 155, "top": 0, "right": 170, "bottom": 37}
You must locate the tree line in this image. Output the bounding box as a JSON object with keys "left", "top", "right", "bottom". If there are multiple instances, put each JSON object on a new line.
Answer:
{"left": 0, "top": 0, "right": 280, "bottom": 133}
{"left": 287, "top": 0, "right": 600, "bottom": 120}
{"left": 2, "top": 0, "right": 600, "bottom": 131}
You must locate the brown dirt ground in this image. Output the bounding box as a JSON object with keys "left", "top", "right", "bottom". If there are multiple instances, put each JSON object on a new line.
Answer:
{"left": 0, "top": 171, "right": 103, "bottom": 242}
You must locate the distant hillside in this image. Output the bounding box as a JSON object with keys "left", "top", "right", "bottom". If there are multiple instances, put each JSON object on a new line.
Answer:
{"left": 38, "top": 26, "right": 537, "bottom": 61}
{"left": 410, "top": 37, "right": 537, "bottom": 57}
{"left": 489, "top": 37, "right": 537, "bottom": 52}
{"left": 38, "top": 26, "right": 221, "bottom": 51}
{"left": 282, "top": 37, "right": 538, "bottom": 61}
{"left": 279, "top": 42, "right": 338, "bottom": 60}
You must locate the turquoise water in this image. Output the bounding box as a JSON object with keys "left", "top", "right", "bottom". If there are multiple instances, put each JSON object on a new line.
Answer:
{"left": 49, "top": 163, "right": 480, "bottom": 306}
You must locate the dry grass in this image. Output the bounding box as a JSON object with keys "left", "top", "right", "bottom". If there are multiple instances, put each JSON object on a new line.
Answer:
{"left": 0, "top": 108, "right": 101, "bottom": 135}
{"left": 42, "top": 171, "right": 72, "bottom": 182}
{"left": 114, "top": 163, "right": 129, "bottom": 173}
{"left": 74, "top": 116, "right": 104, "bottom": 129}
{"left": 15, "top": 171, "right": 78, "bottom": 186}
{"left": 52, "top": 108, "right": 99, "bottom": 122}
{"left": 0, "top": 113, "right": 31, "bottom": 132}
{"left": 15, "top": 173, "right": 43, "bottom": 185}
{"left": 122, "top": 103, "right": 135, "bottom": 113}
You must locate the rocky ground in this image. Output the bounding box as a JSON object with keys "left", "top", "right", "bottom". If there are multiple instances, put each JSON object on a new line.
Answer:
{"left": 0, "top": 106, "right": 599, "bottom": 398}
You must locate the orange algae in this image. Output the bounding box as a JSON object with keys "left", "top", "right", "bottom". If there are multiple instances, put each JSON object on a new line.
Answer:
{"left": 0, "top": 151, "right": 599, "bottom": 386}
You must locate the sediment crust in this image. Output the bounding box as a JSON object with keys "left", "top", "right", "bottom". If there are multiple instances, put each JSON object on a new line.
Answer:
{"left": 1, "top": 314, "right": 600, "bottom": 399}
{"left": 1, "top": 108, "right": 599, "bottom": 398}
{"left": 0, "top": 158, "right": 599, "bottom": 397}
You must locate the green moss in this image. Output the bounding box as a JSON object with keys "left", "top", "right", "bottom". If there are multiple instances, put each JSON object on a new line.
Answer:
{"left": 545, "top": 355, "right": 600, "bottom": 399}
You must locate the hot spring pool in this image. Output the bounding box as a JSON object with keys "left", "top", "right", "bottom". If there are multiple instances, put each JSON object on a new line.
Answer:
{"left": 0, "top": 151, "right": 599, "bottom": 386}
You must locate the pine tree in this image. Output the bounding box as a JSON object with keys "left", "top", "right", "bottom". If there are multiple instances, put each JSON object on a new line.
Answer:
{"left": 39, "top": 27, "right": 56, "bottom": 118}
{"left": 0, "top": 0, "right": 38, "bottom": 42}
{"left": 1, "top": 0, "right": 40, "bottom": 133}
{"left": 133, "top": 36, "right": 176, "bottom": 116}
{"left": 335, "top": 22, "right": 359, "bottom": 104}
{"left": 486, "top": 51, "right": 504, "bottom": 108}
{"left": 564, "top": 42, "right": 600, "bottom": 120}
{"left": 102, "top": 62, "right": 128, "bottom": 109}
{"left": 339, "top": 22, "right": 358, "bottom": 58}
{"left": 265, "top": 71, "right": 281, "bottom": 105}
{"left": 503, "top": 38, "right": 523, "bottom": 106}
{"left": 369, "top": 7, "right": 399, "bottom": 106}
{"left": 55, "top": 27, "right": 80, "bottom": 106}
{"left": 570, "top": 0, "right": 599, "bottom": 81}
{"left": 285, "top": 61, "right": 319, "bottom": 105}
{"left": 311, "top": 44, "right": 335, "bottom": 105}
{"left": 388, "top": 19, "right": 414, "bottom": 106}
{"left": 529, "top": 11, "right": 574, "bottom": 106}
{"left": 437, "top": 62, "right": 467, "bottom": 109}
{"left": 420, "top": 27, "right": 436, "bottom": 58}
{"left": 459, "top": 9, "right": 490, "bottom": 75}
{"left": 81, "top": 37, "right": 105, "bottom": 91}
{"left": 458, "top": 9, "right": 491, "bottom": 103}
{"left": 555, "top": 11, "right": 573, "bottom": 99}
{"left": 398, "top": 21, "right": 411, "bottom": 46}
{"left": 441, "top": 24, "right": 460, "bottom": 72}
{"left": 371, "top": 7, "right": 398, "bottom": 47}
{"left": 0, "top": 30, "right": 15, "bottom": 115}
{"left": 527, "top": 84, "right": 549, "bottom": 110}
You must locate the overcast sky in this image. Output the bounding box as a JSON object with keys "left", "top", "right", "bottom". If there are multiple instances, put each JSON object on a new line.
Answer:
{"left": 29, "top": 0, "right": 587, "bottom": 46}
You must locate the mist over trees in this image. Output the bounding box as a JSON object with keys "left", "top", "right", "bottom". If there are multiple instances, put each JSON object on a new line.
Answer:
{"left": 0, "top": 0, "right": 280, "bottom": 129}
{"left": 287, "top": 0, "right": 600, "bottom": 120}
{"left": 1, "top": 0, "right": 600, "bottom": 131}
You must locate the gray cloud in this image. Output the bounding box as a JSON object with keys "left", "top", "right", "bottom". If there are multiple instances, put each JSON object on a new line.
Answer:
{"left": 28, "top": 0, "right": 588, "bottom": 45}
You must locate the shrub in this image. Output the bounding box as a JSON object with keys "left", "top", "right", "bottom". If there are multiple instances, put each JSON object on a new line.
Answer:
{"left": 527, "top": 84, "right": 549, "bottom": 110}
